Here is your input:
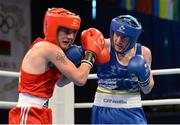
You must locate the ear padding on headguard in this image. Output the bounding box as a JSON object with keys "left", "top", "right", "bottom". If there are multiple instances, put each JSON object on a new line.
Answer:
{"left": 110, "top": 15, "right": 142, "bottom": 53}
{"left": 43, "top": 8, "right": 81, "bottom": 45}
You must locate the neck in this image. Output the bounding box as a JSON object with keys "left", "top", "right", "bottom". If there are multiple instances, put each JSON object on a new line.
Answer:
{"left": 116, "top": 46, "right": 136, "bottom": 60}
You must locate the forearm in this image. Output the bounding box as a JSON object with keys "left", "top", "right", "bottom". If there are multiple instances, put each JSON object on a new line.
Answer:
{"left": 75, "top": 63, "right": 91, "bottom": 86}
{"left": 58, "top": 63, "right": 91, "bottom": 87}
{"left": 56, "top": 65, "right": 90, "bottom": 87}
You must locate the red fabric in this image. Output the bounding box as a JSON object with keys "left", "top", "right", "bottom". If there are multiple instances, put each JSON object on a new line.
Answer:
{"left": 19, "top": 67, "right": 61, "bottom": 98}
{"left": 18, "top": 38, "right": 61, "bottom": 98}
{"left": 9, "top": 107, "right": 52, "bottom": 124}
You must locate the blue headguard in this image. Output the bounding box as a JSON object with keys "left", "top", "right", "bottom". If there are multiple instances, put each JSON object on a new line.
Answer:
{"left": 110, "top": 15, "right": 142, "bottom": 54}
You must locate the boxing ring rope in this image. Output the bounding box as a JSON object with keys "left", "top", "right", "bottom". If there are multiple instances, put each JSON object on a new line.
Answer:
{"left": 1, "top": 98, "right": 180, "bottom": 109}
{"left": 0, "top": 68, "right": 180, "bottom": 78}
{"left": 0, "top": 70, "right": 19, "bottom": 77}
{"left": 87, "top": 68, "right": 180, "bottom": 79}
{"left": 1, "top": 68, "right": 180, "bottom": 123}
{"left": 74, "top": 99, "right": 180, "bottom": 108}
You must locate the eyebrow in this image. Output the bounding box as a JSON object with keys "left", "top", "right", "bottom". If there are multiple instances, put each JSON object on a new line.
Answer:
{"left": 59, "top": 28, "right": 76, "bottom": 34}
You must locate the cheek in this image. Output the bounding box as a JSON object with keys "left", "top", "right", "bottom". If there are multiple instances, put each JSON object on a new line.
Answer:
{"left": 57, "top": 32, "right": 66, "bottom": 39}
{"left": 57, "top": 34, "right": 62, "bottom": 41}
{"left": 113, "top": 37, "right": 120, "bottom": 43}
{"left": 121, "top": 39, "right": 129, "bottom": 46}
{"left": 122, "top": 41, "right": 127, "bottom": 46}
{"left": 116, "top": 39, "right": 123, "bottom": 46}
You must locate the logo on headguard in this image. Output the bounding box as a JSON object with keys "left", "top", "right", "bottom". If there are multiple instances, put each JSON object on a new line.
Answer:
{"left": 117, "top": 25, "right": 125, "bottom": 33}
{"left": 72, "top": 18, "right": 78, "bottom": 26}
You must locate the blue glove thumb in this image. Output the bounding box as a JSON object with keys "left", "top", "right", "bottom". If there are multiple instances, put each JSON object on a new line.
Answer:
{"left": 65, "top": 45, "right": 84, "bottom": 65}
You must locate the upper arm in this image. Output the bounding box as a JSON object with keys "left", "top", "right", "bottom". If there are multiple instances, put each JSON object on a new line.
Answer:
{"left": 44, "top": 43, "right": 79, "bottom": 81}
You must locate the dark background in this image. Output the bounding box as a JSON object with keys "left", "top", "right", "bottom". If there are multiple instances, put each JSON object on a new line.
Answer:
{"left": 1, "top": 0, "right": 180, "bottom": 124}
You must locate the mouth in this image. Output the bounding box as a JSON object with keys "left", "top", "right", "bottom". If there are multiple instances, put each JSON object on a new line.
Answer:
{"left": 62, "top": 40, "right": 72, "bottom": 46}
{"left": 116, "top": 43, "right": 123, "bottom": 49}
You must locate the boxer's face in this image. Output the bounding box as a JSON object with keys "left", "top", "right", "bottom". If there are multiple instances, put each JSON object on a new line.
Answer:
{"left": 112, "top": 32, "right": 130, "bottom": 53}
{"left": 57, "top": 27, "right": 77, "bottom": 51}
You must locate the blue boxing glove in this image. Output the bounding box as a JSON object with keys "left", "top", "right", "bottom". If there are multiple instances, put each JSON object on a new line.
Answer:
{"left": 127, "top": 55, "right": 150, "bottom": 87}
{"left": 65, "top": 45, "right": 84, "bottom": 65}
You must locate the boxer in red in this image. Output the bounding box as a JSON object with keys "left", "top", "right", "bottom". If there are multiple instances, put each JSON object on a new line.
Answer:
{"left": 8, "top": 7, "right": 106, "bottom": 124}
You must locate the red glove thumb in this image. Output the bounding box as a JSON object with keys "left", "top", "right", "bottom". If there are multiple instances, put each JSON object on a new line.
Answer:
{"left": 95, "top": 47, "right": 110, "bottom": 64}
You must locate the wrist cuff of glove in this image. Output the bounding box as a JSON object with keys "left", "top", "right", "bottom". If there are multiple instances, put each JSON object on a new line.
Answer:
{"left": 139, "top": 78, "right": 150, "bottom": 87}
{"left": 81, "top": 51, "right": 96, "bottom": 68}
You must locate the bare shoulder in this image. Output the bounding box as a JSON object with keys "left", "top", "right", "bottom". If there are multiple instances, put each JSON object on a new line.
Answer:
{"left": 36, "top": 42, "right": 68, "bottom": 64}
{"left": 142, "top": 46, "right": 152, "bottom": 65}
{"left": 142, "top": 46, "right": 152, "bottom": 56}
{"left": 33, "top": 42, "right": 62, "bottom": 55}
{"left": 22, "top": 41, "right": 63, "bottom": 73}
{"left": 29, "top": 41, "right": 65, "bottom": 63}
{"left": 33, "top": 41, "right": 59, "bottom": 50}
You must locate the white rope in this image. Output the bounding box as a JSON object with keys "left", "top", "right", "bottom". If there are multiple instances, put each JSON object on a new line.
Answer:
{"left": 0, "top": 101, "right": 17, "bottom": 109}
{"left": 0, "top": 70, "right": 19, "bottom": 77}
{"left": 1, "top": 98, "right": 180, "bottom": 109}
{"left": 0, "top": 68, "right": 180, "bottom": 109}
{"left": 1, "top": 68, "right": 180, "bottom": 78}
{"left": 74, "top": 99, "right": 180, "bottom": 108}
{"left": 88, "top": 68, "right": 180, "bottom": 79}
{"left": 152, "top": 68, "right": 180, "bottom": 75}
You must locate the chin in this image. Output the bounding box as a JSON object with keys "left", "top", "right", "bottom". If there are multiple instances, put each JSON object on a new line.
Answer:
{"left": 63, "top": 47, "right": 69, "bottom": 51}
{"left": 114, "top": 47, "right": 122, "bottom": 53}
{"left": 59, "top": 45, "right": 68, "bottom": 51}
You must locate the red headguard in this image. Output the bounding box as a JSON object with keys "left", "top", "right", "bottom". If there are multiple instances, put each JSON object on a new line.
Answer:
{"left": 43, "top": 8, "right": 81, "bottom": 45}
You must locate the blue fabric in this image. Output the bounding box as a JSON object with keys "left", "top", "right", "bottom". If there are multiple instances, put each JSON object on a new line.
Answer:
{"left": 92, "top": 43, "right": 147, "bottom": 124}
{"left": 153, "top": 0, "right": 159, "bottom": 17}
{"left": 96, "top": 5, "right": 180, "bottom": 99}
{"left": 91, "top": 105, "right": 147, "bottom": 124}
{"left": 97, "top": 43, "right": 142, "bottom": 91}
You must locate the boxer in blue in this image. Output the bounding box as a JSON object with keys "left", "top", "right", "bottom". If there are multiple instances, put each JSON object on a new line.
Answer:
{"left": 91, "top": 15, "right": 155, "bottom": 124}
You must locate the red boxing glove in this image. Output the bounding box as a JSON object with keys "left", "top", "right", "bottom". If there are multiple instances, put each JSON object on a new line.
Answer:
{"left": 95, "top": 47, "right": 110, "bottom": 64}
{"left": 81, "top": 28, "right": 105, "bottom": 56}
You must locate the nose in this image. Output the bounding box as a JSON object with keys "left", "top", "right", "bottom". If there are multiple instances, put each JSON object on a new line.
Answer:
{"left": 67, "top": 33, "right": 74, "bottom": 39}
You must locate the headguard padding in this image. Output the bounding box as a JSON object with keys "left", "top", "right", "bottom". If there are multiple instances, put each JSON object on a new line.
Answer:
{"left": 110, "top": 15, "right": 142, "bottom": 53}
{"left": 43, "top": 8, "right": 81, "bottom": 45}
